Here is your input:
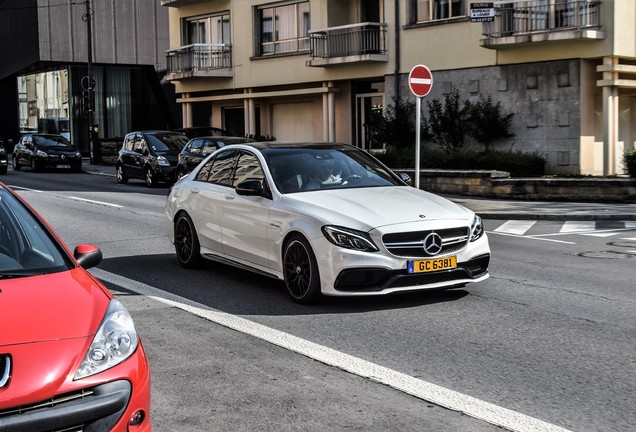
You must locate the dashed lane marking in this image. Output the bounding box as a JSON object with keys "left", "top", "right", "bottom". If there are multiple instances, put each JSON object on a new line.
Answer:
{"left": 494, "top": 220, "right": 537, "bottom": 235}
{"left": 90, "top": 268, "right": 573, "bottom": 432}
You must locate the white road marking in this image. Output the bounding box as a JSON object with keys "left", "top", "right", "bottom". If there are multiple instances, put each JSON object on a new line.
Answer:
{"left": 90, "top": 268, "right": 572, "bottom": 432}
{"left": 7, "top": 185, "right": 43, "bottom": 193}
{"left": 68, "top": 196, "right": 123, "bottom": 208}
{"left": 559, "top": 221, "right": 595, "bottom": 233}
{"left": 487, "top": 231, "right": 576, "bottom": 244}
{"left": 494, "top": 220, "right": 537, "bottom": 235}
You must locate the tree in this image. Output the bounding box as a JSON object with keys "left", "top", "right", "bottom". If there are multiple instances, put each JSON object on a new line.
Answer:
{"left": 367, "top": 97, "right": 427, "bottom": 151}
{"left": 426, "top": 89, "right": 469, "bottom": 153}
{"left": 466, "top": 95, "right": 514, "bottom": 152}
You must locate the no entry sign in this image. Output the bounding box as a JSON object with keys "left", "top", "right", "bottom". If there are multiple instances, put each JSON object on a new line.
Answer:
{"left": 408, "top": 65, "right": 433, "bottom": 98}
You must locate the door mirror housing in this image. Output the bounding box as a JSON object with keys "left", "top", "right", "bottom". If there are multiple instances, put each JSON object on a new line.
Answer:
{"left": 236, "top": 180, "right": 265, "bottom": 197}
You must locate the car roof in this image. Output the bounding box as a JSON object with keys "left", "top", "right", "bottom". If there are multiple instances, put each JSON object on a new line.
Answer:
{"left": 239, "top": 141, "right": 358, "bottom": 151}
{"left": 127, "top": 130, "right": 185, "bottom": 135}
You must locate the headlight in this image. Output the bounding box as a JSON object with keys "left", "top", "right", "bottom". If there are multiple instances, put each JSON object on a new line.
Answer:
{"left": 35, "top": 150, "right": 48, "bottom": 158}
{"left": 75, "top": 299, "right": 139, "bottom": 380}
{"left": 470, "top": 215, "right": 485, "bottom": 242}
{"left": 322, "top": 226, "right": 379, "bottom": 252}
{"left": 157, "top": 155, "right": 170, "bottom": 166}
{"left": 75, "top": 151, "right": 81, "bottom": 158}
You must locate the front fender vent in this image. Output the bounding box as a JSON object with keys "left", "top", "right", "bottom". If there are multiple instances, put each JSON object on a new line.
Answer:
{"left": 0, "top": 355, "right": 10, "bottom": 388}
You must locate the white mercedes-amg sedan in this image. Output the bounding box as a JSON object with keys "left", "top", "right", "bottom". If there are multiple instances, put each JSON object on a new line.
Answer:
{"left": 164, "top": 142, "right": 490, "bottom": 304}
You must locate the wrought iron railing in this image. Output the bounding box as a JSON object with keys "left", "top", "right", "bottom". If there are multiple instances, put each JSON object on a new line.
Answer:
{"left": 309, "top": 22, "right": 387, "bottom": 59}
{"left": 482, "top": 1, "right": 601, "bottom": 38}
{"left": 166, "top": 43, "right": 232, "bottom": 74}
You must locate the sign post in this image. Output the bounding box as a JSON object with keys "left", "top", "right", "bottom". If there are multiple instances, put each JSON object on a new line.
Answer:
{"left": 408, "top": 65, "right": 433, "bottom": 189}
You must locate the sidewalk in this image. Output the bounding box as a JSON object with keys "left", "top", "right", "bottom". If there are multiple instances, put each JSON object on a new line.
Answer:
{"left": 83, "top": 161, "right": 636, "bottom": 221}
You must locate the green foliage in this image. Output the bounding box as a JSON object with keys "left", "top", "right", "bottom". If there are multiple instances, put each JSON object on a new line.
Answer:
{"left": 465, "top": 95, "right": 515, "bottom": 152}
{"left": 367, "top": 98, "right": 426, "bottom": 151}
{"left": 426, "top": 89, "right": 469, "bottom": 153}
{"left": 625, "top": 148, "right": 636, "bottom": 177}
{"left": 376, "top": 148, "right": 546, "bottom": 177}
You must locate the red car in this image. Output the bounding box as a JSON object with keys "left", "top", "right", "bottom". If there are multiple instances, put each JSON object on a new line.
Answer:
{"left": 0, "top": 184, "right": 151, "bottom": 431}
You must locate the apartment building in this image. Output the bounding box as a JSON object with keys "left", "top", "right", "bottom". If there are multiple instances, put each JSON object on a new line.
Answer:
{"left": 162, "top": 0, "right": 635, "bottom": 175}
{"left": 0, "top": 0, "right": 176, "bottom": 156}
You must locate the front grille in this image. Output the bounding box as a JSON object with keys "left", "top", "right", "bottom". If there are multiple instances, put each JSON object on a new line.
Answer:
{"left": 334, "top": 254, "right": 490, "bottom": 292}
{"left": 382, "top": 227, "right": 470, "bottom": 258}
{"left": 0, "top": 381, "right": 131, "bottom": 432}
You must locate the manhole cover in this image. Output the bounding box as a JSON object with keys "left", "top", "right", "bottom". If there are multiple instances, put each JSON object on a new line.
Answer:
{"left": 577, "top": 251, "right": 636, "bottom": 259}
{"left": 608, "top": 240, "right": 636, "bottom": 248}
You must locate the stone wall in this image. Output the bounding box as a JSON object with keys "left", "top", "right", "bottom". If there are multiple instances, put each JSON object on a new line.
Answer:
{"left": 406, "top": 169, "right": 636, "bottom": 203}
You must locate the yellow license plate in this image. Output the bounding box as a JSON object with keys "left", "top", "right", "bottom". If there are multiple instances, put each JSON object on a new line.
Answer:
{"left": 408, "top": 256, "right": 457, "bottom": 273}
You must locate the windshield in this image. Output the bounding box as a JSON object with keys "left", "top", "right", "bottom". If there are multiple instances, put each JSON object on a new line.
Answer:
{"left": 33, "top": 135, "right": 75, "bottom": 150}
{"left": 263, "top": 147, "right": 404, "bottom": 194}
{"left": 147, "top": 133, "right": 188, "bottom": 152}
{"left": 0, "top": 188, "right": 70, "bottom": 277}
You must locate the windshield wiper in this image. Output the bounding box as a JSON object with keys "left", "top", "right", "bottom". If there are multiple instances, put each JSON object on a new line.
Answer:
{"left": 0, "top": 272, "right": 42, "bottom": 279}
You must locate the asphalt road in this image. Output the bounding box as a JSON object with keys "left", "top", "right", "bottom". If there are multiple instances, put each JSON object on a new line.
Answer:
{"left": 4, "top": 168, "right": 635, "bottom": 432}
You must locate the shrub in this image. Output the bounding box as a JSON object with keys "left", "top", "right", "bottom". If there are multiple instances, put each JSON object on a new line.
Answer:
{"left": 376, "top": 148, "right": 546, "bottom": 177}
{"left": 625, "top": 148, "right": 636, "bottom": 177}
{"left": 426, "top": 89, "right": 468, "bottom": 153}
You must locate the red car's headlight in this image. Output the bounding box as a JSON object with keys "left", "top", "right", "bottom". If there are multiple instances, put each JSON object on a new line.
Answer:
{"left": 74, "top": 299, "right": 139, "bottom": 380}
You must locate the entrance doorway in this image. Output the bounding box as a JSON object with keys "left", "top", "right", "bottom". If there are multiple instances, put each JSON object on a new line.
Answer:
{"left": 355, "top": 89, "right": 384, "bottom": 151}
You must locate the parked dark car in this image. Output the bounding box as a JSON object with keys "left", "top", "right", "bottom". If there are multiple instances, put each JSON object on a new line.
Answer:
{"left": 116, "top": 130, "right": 188, "bottom": 187}
{"left": 0, "top": 145, "right": 7, "bottom": 175}
{"left": 176, "top": 136, "right": 254, "bottom": 179}
{"left": 12, "top": 133, "right": 82, "bottom": 172}
{"left": 176, "top": 126, "right": 230, "bottom": 139}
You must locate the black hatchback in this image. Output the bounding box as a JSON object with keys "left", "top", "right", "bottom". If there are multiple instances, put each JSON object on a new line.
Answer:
{"left": 13, "top": 134, "right": 82, "bottom": 172}
{"left": 116, "top": 131, "right": 188, "bottom": 187}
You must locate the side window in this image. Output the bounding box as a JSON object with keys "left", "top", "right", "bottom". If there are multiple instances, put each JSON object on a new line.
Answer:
{"left": 233, "top": 152, "right": 265, "bottom": 188}
{"left": 189, "top": 139, "right": 204, "bottom": 156}
{"left": 202, "top": 140, "right": 219, "bottom": 156}
{"left": 123, "top": 135, "right": 134, "bottom": 151}
{"left": 195, "top": 149, "right": 237, "bottom": 185}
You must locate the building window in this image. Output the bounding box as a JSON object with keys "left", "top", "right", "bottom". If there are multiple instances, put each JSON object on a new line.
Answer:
{"left": 414, "top": 0, "right": 466, "bottom": 23}
{"left": 184, "top": 12, "right": 231, "bottom": 45}
{"left": 257, "top": 1, "right": 310, "bottom": 56}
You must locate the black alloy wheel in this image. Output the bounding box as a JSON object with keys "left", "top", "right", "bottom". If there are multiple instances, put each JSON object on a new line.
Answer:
{"left": 175, "top": 213, "right": 201, "bottom": 268}
{"left": 283, "top": 235, "right": 321, "bottom": 304}
{"left": 116, "top": 165, "right": 128, "bottom": 184}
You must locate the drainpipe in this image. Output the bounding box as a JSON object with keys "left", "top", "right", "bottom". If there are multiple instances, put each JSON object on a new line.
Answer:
{"left": 393, "top": 0, "right": 401, "bottom": 105}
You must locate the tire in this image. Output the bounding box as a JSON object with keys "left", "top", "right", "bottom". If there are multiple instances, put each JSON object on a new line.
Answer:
{"left": 145, "top": 168, "right": 156, "bottom": 187}
{"left": 283, "top": 234, "right": 321, "bottom": 304}
{"left": 12, "top": 155, "right": 20, "bottom": 171}
{"left": 31, "top": 159, "right": 41, "bottom": 173}
{"left": 174, "top": 213, "right": 202, "bottom": 268}
{"left": 0, "top": 166, "right": 7, "bottom": 175}
{"left": 116, "top": 165, "right": 128, "bottom": 184}
{"left": 176, "top": 167, "right": 187, "bottom": 180}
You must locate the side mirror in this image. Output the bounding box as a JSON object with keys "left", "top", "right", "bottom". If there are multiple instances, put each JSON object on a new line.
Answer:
{"left": 74, "top": 244, "right": 103, "bottom": 269}
{"left": 236, "top": 180, "right": 264, "bottom": 196}
{"left": 397, "top": 172, "right": 412, "bottom": 186}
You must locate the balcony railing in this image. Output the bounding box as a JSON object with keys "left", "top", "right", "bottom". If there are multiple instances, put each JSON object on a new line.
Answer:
{"left": 482, "top": 1, "right": 602, "bottom": 45}
{"left": 166, "top": 43, "right": 232, "bottom": 79}
{"left": 307, "top": 22, "right": 387, "bottom": 66}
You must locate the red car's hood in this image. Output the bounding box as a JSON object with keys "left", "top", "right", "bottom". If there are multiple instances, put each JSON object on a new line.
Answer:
{"left": 0, "top": 268, "right": 111, "bottom": 346}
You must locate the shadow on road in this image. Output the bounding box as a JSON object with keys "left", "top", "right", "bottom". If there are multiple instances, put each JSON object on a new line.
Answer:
{"left": 98, "top": 253, "right": 470, "bottom": 316}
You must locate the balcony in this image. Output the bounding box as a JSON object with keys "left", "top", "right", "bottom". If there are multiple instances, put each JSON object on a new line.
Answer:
{"left": 306, "top": 22, "right": 388, "bottom": 67}
{"left": 160, "top": 0, "right": 207, "bottom": 6}
{"left": 165, "top": 44, "right": 232, "bottom": 81}
{"left": 481, "top": 1, "right": 603, "bottom": 49}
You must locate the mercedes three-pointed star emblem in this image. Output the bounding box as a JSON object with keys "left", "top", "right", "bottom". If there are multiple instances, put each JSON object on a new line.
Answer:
{"left": 423, "top": 232, "right": 443, "bottom": 256}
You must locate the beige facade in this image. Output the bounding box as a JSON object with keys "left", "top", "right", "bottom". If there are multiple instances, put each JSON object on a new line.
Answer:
{"left": 162, "top": 0, "right": 636, "bottom": 175}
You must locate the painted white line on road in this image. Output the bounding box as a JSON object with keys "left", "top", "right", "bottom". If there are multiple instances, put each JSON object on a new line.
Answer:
{"left": 494, "top": 220, "right": 537, "bottom": 235}
{"left": 68, "top": 196, "right": 123, "bottom": 208}
{"left": 91, "top": 268, "right": 572, "bottom": 432}
{"left": 487, "top": 230, "right": 576, "bottom": 244}
{"left": 7, "top": 185, "right": 43, "bottom": 193}
{"left": 559, "top": 221, "right": 595, "bottom": 233}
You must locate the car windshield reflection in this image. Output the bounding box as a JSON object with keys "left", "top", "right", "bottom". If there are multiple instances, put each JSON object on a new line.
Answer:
{"left": 0, "top": 188, "right": 70, "bottom": 275}
{"left": 263, "top": 147, "right": 402, "bottom": 193}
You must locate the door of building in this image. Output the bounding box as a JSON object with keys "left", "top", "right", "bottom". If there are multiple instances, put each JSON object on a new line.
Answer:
{"left": 355, "top": 93, "right": 384, "bottom": 152}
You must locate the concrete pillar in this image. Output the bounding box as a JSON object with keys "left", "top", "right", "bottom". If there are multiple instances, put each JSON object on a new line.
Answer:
{"left": 602, "top": 57, "right": 619, "bottom": 176}
{"left": 182, "top": 93, "right": 192, "bottom": 128}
